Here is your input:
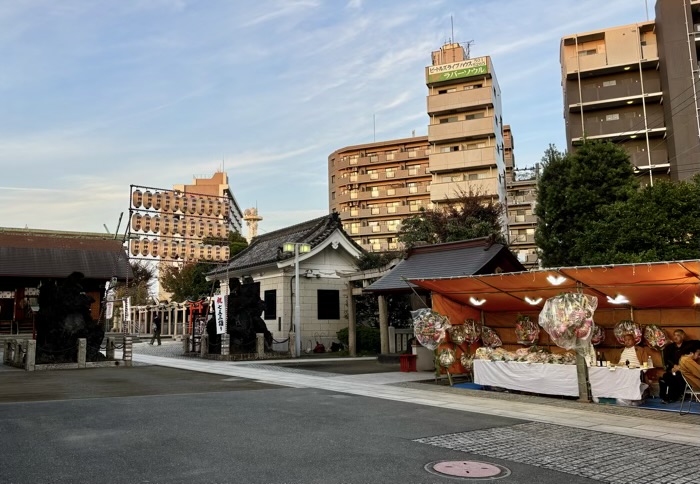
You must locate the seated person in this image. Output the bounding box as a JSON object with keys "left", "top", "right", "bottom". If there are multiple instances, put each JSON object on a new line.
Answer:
{"left": 659, "top": 330, "right": 691, "bottom": 403}
{"left": 617, "top": 332, "right": 652, "bottom": 368}
{"left": 679, "top": 340, "right": 700, "bottom": 391}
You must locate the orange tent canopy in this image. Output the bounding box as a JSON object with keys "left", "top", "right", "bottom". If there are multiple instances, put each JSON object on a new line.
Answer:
{"left": 408, "top": 260, "right": 700, "bottom": 312}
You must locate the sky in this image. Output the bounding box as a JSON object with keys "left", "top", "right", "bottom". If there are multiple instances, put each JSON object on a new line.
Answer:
{"left": 0, "top": 0, "right": 649, "bottom": 236}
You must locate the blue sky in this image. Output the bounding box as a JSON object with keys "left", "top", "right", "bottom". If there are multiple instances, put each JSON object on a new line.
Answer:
{"left": 0, "top": 0, "right": 648, "bottom": 235}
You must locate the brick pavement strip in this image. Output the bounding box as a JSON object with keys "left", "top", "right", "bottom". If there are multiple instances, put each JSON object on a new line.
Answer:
{"left": 415, "top": 422, "right": 700, "bottom": 484}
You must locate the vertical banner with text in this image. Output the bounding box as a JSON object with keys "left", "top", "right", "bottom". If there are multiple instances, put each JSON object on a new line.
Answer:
{"left": 214, "top": 295, "right": 227, "bottom": 335}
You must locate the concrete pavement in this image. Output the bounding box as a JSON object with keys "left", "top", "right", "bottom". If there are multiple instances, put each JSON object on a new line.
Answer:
{"left": 130, "top": 342, "right": 700, "bottom": 448}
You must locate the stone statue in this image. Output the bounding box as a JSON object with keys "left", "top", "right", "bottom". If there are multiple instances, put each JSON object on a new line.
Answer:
{"left": 35, "top": 272, "right": 105, "bottom": 363}
{"left": 226, "top": 276, "right": 272, "bottom": 353}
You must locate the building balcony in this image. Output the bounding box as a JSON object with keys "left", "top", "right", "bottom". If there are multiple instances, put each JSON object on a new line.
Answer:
{"left": 429, "top": 148, "right": 497, "bottom": 173}
{"left": 427, "top": 87, "right": 494, "bottom": 115}
{"left": 357, "top": 225, "right": 401, "bottom": 237}
{"left": 569, "top": 105, "right": 666, "bottom": 141}
{"left": 430, "top": 178, "right": 498, "bottom": 202}
{"left": 428, "top": 117, "right": 496, "bottom": 143}
{"left": 567, "top": 76, "right": 662, "bottom": 107}
{"left": 629, "top": 148, "right": 669, "bottom": 167}
{"left": 508, "top": 214, "right": 538, "bottom": 226}
{"left": 563, "top": 52, "right": 658, "bottom": 78}
{"left": 507, "top": 195, "right": 536, "bottom": 206}
{"left": 510, "top": 234, "right": 536, "bottom": 245}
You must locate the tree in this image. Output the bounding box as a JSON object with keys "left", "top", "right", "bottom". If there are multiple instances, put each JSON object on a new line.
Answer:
{"left": 159, "top": 262, "right": 216, "bottom": 302}
{"left": 535, "top": 141, "right": 638, "bottom": 267}
{"left": 114, "top": 261, "right": 155, "bottom": 305}
{"left": 398, "top": 188, "right": 504, "bottom": 249}
{"left": 202, "top": 231, "right": 248, "bottom": 258}
{"left": 575, "top": 176, "right": 700, "bottom": 264}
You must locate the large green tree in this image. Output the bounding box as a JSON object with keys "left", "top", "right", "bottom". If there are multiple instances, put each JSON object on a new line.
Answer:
{"left": 159, "top": 262, "right": 216, "bottom": 302}
{"left": 535, "top": 141, "right": 638, "bottom": 267}
{"left": 202, "top": 231, "right": 248, "bottom": 257}
{"left": 575, "top": 176, "right": 700, "bottom": 264}
{"left": 398, "top": 188, "right": 504, "bottom": 249}
{"left": 115, "top": 261, "right": 155, "bottom": 305}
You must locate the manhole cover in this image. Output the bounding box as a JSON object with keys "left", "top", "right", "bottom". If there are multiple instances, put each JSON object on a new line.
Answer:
{"left": 425, "top": 460, "right": 510, "bottom": 480}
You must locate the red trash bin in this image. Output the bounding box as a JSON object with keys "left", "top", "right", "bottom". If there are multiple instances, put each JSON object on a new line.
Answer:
{"left": 400, "top": 354, "right": 417, "bottom": 372}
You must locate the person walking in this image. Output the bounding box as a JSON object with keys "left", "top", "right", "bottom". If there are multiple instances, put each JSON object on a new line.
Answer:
{"left": 150, "top": 312, "right": 162, "bottom": 346}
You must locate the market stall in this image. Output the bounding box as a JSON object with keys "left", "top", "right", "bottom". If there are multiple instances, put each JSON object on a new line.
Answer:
{"left": 473, "top": 360, "right": 578, "bottom": 396}
{"left": 407, "top": 260, "right": 700, "bottom": 402}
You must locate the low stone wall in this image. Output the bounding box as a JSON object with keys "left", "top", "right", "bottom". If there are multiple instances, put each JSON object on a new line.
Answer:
{"left": 2, "top": 336, "right": 133, "bottom": 371}
{"left": 183, "top": 333, "right": 291, "bottom": 361}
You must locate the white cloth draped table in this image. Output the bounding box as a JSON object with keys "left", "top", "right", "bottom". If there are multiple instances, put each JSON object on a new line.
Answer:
{"left": 588, "top": 366, "right": 648, "bottom": 400}
{"left": 473, "top": 360, "right": 579, "bottom": 397}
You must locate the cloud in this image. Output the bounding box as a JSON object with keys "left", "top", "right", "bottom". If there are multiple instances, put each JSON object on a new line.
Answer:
{"left": 240, "top": 0, "right": 320, "bottom": 28}
{"left": 346, "top": 0, "right": 362, "bottom": 10}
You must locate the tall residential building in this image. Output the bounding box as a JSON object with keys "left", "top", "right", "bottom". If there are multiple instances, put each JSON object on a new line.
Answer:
{"left": 561, "top": 0, "right": 700, "bottom": 182}
{"left": 156, "top": 171, "right": 244, "bottom": 301}
{"left": 426, "top": 43, "right": 507, "bottom": 205}
{"left": 328, "top": 137, "right": 432, "bottom": 253}
{"left": 329, "top": 41, "right": 526, "bottom": 258}
{"left": 503, "top": 124, "right": 538, "bottom": 269}
{"left": 173, "top": 171, "right": 244, "bottom": 234}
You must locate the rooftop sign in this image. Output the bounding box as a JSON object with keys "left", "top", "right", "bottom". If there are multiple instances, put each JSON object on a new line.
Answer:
{"left": 427, "top": 56, "right": 488, "bottom": 83}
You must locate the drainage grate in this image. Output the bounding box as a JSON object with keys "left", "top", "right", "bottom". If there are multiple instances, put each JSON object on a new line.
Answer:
{"left": 424, "top": 460, "right": 510, "bottom": 481}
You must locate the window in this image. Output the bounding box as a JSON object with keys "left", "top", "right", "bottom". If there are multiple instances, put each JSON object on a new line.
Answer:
{"left": 368, "top": 169, "right": 378, "bottom": 180}
{"left": 371, "top": 187, "right": 379, "bottom": 197}
{"left": 264, "top": 290, "right": 276, "bottom": 320}
{"left": 317, "top": 290, "right": 340, "bottom": 320}
{"left": 602, "top": 80, "right": 617, "bottom": 87}
{"left": 385, "top": 168, "right": 396, "bottom": 178}
{"left": 439, "top": 116, "right": 458, "bottom": 124}
{"left": 464, "top": 83, "right": 482, "bottom": 90}
{"left": 578, "top": 49, "right": 597, "bottom": 56}
{"left": 386, "top": 188, "right": 395, "bottom": 196}
{"left": 466, "top": 142, "right": 487, "bottom": 150}
{"left": 465, "top": 112, "right": 484, "bottom": 120}
{"left": 605, "top": 113, "right": 620, "bottom": 121}
{"left": 407, "top": 182, "right": 418, "bottom": 193}
{"left": 408, "top": 165, "right": 420, "bottom": 175}
{"left": 331, "top": 175, "right": 335, "bottom": 184}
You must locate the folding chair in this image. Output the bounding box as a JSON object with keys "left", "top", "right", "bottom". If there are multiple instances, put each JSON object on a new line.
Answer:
{"left": 679, "top": 375, "right": 700, "bottom": 416}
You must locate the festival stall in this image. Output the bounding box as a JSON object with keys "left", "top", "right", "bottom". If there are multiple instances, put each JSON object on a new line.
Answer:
{"left": 408, "top": 260, "right": 700, "bottom": 401}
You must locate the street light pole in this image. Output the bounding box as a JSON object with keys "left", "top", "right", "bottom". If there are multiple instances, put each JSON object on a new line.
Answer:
{"left": 283, "top": 242, "right": 311, "bottom": 358}
{"left": 293, "top": 244, "right": 301, "bottom": 358}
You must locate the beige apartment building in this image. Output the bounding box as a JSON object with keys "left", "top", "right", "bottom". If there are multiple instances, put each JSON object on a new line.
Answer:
{"left": 503, "top": 125, "right": 539, "bottom": 268}
{"left": 561, "top": 0, "right": 700, "bottom": 182}
{"left": 173, "top": 171, "right": 244, "bottom": 235}
{"left": 328, "top": 137, "right": 432, "bottom": 253}
{"left": 328, "top": 41, "right": 540, "bottom": 267}
{"left": 426, "top": 43, "right": 507, "bottom": 204}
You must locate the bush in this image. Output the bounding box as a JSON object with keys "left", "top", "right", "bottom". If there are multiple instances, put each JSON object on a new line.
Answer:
{"left": 336, "top": 326, "right": 381, "bottom": 354}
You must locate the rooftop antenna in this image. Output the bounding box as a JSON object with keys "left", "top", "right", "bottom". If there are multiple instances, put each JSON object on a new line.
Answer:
{"left": 464, "top": 40, "right": 474, "bottom": 59}
{"left": 373, "top": 114, "right": 376, "bottom": 142}
{"left": 450, "top": 15, "right": 454, "bottom": 44}
{"left": 644, "top": 0, "right": 649, "bottom": 21}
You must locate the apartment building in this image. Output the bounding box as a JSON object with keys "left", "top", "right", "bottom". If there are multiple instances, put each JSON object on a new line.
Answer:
{"left": 561, "top": 0, "right": 700, "bottom": 182}
{"left": 426, "top": 43, "right": 507, "bottom": 205}
{"left": 173, "top": 171, "right": 244, "bottom": 235}
{"left": 329, "top": 41, "right": 528, "bottom": 259}
{"left": 502, "top": 125, "right": 538, "bottom": 268}
{"left": 328, "top": 137, "right": 432, "bottom": 253}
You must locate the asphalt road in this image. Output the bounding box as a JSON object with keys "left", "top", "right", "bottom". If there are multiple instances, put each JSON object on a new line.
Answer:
{"left": 0, "top": 366, "right": 598, "bottom": 484}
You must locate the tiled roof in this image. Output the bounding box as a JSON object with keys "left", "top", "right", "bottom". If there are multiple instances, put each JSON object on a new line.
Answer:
{"left": 209, "top": 213, "right": 363, "bottom": 276}
{"left": 365, "top": 238, "right": 524, "bottom": 292}
{"left": 0, "top": 233, "right": 132, "bottom": 280}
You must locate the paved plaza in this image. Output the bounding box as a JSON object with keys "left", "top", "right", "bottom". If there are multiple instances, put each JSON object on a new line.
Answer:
{"left": 1, "top": 340, "right": 699, "bottom": 483}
